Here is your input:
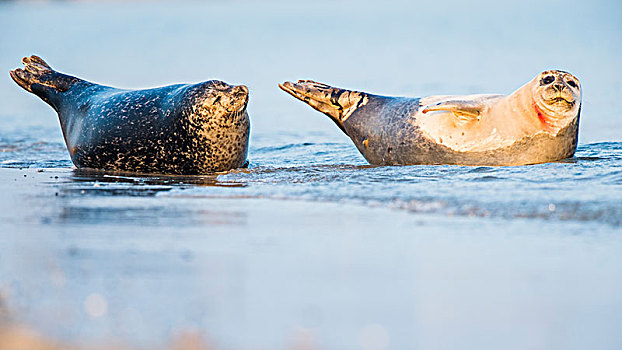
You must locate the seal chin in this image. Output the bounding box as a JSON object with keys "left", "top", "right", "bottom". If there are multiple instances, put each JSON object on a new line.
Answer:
{"left": 541, "top": 86, "right": 575, "bottom": 107}
{"left": 543, "top": 96, "right": 575, "bottom": 111}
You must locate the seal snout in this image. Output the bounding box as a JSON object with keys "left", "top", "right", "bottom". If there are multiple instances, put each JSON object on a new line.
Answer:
{"left": 542, "top": 84, "right": 576, "bottom": 107}
{"left": 230, "top": 85, "right": 249, "bottom": 112}
{"left": 235, "top": 84, "right": 249, "bottom": 95}
{"left": 233, "top": 84, "right": 249, "bottom": 102}
{"left": 547, "top": 86, "right": 575, "bottom": 105}
{"left": 218, "top": 84, "right": 249, "bottom": 114}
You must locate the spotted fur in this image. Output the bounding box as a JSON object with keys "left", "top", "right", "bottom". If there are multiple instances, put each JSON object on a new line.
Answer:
{"left": 10, "top": 55, "right": 250, "bottom": 174}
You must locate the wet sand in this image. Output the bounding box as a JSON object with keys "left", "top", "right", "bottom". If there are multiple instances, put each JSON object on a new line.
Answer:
{"left": 1, "top": 167, "right": 621, "bottom": 350}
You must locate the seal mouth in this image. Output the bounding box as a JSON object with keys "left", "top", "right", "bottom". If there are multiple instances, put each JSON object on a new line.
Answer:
{"left": 235, "top": 102, "right": 248, "bottom": 114}
{"left": 230, "top": 93, "right": 249, "bottom": 115}
{"left": 547, "top": 96, "right": 574, "bottom": 105}
{"left": 232, "top": 85, "right": 249, "bottom": 112}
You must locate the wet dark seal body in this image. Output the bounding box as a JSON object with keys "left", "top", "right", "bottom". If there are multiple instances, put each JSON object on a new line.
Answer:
{"left": 280, "top": 71, "right": 581, "bottom": 166}
{"left": 10, "top": 55, "right": 250, "bottom": 174}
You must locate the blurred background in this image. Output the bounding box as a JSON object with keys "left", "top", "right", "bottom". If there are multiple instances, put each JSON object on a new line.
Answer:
{"left": 1, "top": 0, "right": 620, "bottom": 142}
{"left": 0, "top": 1, "right": 621, "bottom": 350}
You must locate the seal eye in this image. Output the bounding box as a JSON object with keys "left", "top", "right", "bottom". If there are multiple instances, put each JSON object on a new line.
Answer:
{"left": 567, "top": 80, "right": 578, "bottom": 88}
{"left": 540, "top": 76, "right": 555, "bottom": 85}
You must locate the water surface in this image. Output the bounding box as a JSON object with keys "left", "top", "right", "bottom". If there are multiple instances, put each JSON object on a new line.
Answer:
{"left": 0, "top": 1, "right": 621, "bottom": 349}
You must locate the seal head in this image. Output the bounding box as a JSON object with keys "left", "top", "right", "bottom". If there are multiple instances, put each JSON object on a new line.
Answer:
{"left": 194, "top": 80, "right": 249, "bottom": 117}
{"left": 532, "top": 70, "right": 581, "bottom": 131}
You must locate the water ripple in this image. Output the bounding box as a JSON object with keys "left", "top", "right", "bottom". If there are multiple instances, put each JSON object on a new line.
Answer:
{"left": 1, "top": 129, "right": 620, "bottom": 226}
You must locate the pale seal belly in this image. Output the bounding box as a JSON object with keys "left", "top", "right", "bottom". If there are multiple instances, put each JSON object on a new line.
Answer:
{"left": 280, "top": 70, "right": 581, "bottom": 166}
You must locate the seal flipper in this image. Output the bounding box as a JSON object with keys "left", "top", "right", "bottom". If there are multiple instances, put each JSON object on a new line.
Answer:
{"left": 9, "top": 55, "right": 81, "bottom": 109}
{"left": 421, "top": 100, "right": 483, "bottom": 122}
{"left": 279, "top": 80, "right": 369, "bottom": 133}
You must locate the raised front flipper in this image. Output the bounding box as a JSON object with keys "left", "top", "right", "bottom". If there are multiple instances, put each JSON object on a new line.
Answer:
{"left": 9, "top": 55, "right": 82, "bottom": 109}
{"left": 279, "top": 80, "right": 369, "bottom": 133}
{"left": 421, "top": 100, "right": 485, "bottom": 123}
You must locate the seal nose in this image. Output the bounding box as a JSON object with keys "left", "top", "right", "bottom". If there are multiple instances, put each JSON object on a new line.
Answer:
{"left": 224, "top": 85, "right": 248, "bottom": 113}
{"left": 234, "top": 85, "right": 249, "bottom": 97}
{"left": 232, "top": 85, "right": 249, "bottom": 105}
{"left": 552, "top": 83, "right": 565, "bottom": 92}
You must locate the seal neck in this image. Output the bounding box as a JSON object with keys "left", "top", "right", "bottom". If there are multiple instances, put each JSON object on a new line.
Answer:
{"left": 502, "top": 78, "right": 572, "bottom": 135}
{"left": 533, "top": 103, "right": 551, "bottom": 128}
{"left": 488, "top": 81, "right": 540, "bottom": 134}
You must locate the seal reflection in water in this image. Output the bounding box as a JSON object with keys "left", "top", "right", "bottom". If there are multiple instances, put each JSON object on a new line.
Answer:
{"left": 280, "top": 71, "right": 581, "bottom": 166}
{"left": 10, "top": 55, "right": 250, "bottom": 174}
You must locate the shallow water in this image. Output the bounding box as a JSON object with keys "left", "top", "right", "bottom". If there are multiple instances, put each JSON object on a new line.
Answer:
{"left": 2, "top": 130, "right": 621, "bottom": 227}
{"left": 1, "top": 0, "right": 621, "bottom": 349}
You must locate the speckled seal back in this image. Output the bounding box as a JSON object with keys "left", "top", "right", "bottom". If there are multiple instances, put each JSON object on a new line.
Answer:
{"left": 10, "top": 55, "right": 250, "bottom": 174}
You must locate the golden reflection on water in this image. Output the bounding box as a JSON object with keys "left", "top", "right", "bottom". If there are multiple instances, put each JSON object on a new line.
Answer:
{"left": 0, "top": 323, "right": 319, "bottom": 350}
{"left": 0, "top": 324, "right": 220, "bottom": 350}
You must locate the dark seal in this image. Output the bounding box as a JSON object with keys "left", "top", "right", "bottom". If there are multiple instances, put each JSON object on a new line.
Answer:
{"left": 10, "top": 55, "right": 250, "bottom": 174}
